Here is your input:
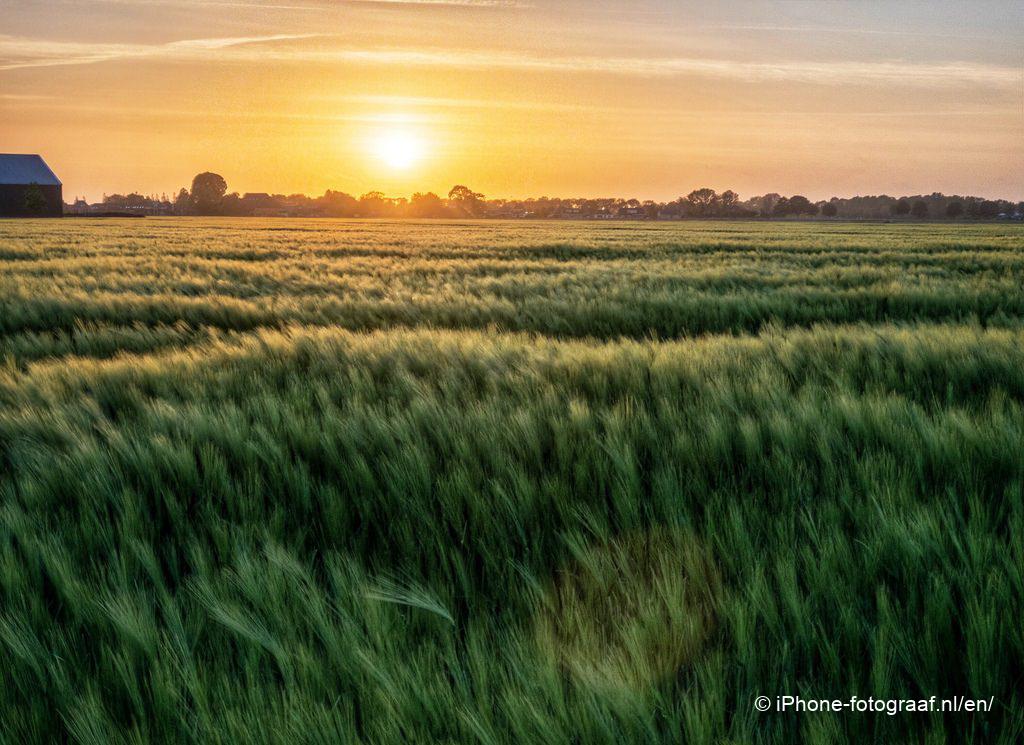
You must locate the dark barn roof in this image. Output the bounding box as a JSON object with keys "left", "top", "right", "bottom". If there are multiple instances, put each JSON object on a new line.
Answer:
{"left": 0, "top": 154, "right": 62, "bottom": 186}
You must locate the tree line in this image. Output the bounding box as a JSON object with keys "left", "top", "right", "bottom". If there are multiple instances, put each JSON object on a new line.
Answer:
{"left": 75, "top": 173, "right": 1024, "bottom": 220}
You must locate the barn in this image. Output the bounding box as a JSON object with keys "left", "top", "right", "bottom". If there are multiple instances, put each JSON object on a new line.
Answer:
{"left": 0, "top": 154, "right": 63, "bottom": 217}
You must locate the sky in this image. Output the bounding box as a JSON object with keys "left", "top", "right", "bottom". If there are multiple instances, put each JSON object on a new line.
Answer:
{"left": 1, "top": 0, "right": 1022, "bottom": 202}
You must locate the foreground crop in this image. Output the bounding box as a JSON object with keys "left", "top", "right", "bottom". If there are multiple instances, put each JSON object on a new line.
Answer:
{"left": 1, "top": 219, "right": 1022, "bottom": 743}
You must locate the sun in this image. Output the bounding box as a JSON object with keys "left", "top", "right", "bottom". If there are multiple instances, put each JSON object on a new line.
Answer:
{"left": 371, "top": 129, "right": 424, "bottom": 171}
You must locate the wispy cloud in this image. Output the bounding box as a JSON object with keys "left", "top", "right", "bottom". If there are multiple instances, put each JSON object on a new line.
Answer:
{"left": 702, "top": 23, "right": 992, "bottom": 40}
{"left": 1, "top": 33, "right": 1017, "bottom": 89}
{"left": 323, "top": 94, "right": 1018, "bottom": 120}
{"left": 0, "top": 33, "right": 318, "bottom": 71}
{"left": 325, "top": 93, "right": 612, "bottom": 114}
{"left": 328, "top": 48, "right": 1020, "bottom": 87}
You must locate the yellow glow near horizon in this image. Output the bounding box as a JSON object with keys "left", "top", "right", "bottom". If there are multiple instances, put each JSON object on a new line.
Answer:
{"left": 371, "top": 129, "right": 424, "bottom": 172}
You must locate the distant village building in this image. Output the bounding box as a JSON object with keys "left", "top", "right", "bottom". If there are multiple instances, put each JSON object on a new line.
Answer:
{"left": 0, "top": 154, "right": 63, "bottom": 217}
{"left": 65, "top": 193, "right": 173, "bottom": 216}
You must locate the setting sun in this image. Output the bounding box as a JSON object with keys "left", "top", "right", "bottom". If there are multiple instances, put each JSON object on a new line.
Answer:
{"left": 371, "top": 129, "right": 424, "bottom": 171}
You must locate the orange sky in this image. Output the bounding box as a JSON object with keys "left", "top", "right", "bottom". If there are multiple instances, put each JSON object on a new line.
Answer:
{"left": 2, "top": 0, "right": 1022, "bottom": 202}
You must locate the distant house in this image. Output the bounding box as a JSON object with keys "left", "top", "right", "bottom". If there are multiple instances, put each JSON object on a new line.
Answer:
{"left": 0, "top": 154, "right": 63, "bottom": 217}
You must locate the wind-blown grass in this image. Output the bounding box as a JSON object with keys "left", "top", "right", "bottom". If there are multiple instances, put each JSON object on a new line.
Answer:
{"left": 3, "top": 219, "right": 1023, "bottom": 342}
{"left": 0, "top": 218, "right": 1022, "bottom": 742}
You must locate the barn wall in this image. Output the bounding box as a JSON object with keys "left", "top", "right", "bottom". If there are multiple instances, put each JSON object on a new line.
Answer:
{"left": 0, "top": 184, "right": 63, "bottom": 217}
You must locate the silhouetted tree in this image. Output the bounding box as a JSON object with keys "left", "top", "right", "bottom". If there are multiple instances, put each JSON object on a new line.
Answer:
{"left": 358, "top": 191, "right": 389, "bottom": 217}
{"left": 319, "top": 190, "right": 358, "bottom": 217}
{"left": 64, "top": 177, "right": 1022, "bottom": 222}
{"left": 448, "top": 185, "right": 486, "bottom": 217}
{"left": 686, "top": 188, "right": 718, "bottom": 216}
{"left": 618, "top": 198, "right": 643, "bottom": 217}
{"left": 979, "top": 200, "right": 1000, "bottom": 218}
{"left": 745, "top": 193, "right": 780, "bottom": 217}
{"left": 719, "top": 190, "right": 740, "bottom": 214}
{"left": 190, "top": 172, "right": 227, "bottom": 214}
{"left": 173, "top": 188, "right": 193, "bottom": 215}
{"left": 776, "top": 195, "right": 816, "bottom": 217}
{"left": 891, "top": 198, "right": 911, "bottom": 216}
{"left": 104, "top": 193, "right": 150, "bottom": 210}
{"left": 220, "top": 192, "right": 246, "bottom": 216}
{"left": 409, "top": 192, "right": 447, "bottom": 218}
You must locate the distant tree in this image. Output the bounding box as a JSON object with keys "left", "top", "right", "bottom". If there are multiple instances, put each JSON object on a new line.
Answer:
{"left": 617, "top": 198, "right": 643, "bottom": 218}
{"left": 358, "top": 191, "right": 389, "bottom": 217}
{"left": 448, "top": 185, "right": 486, "bottom": 217}
{"left": 220, "top": 192, "right": 246, "bottom": 216}
{"left": 104, "top": 192, "right": 150, "bottom": 210}
{"left": 190, "top": 172, "right": 227, "bottom": 214}
{"left": 319, "top": 190, "right": 358, "bottom": 217}
{"left": 173, "top": 188, "right": 193, "bottom": 215}
{"left": 718, "top": 190, "right": 740, "bottom": 214}
{"left": 787, "top": 195, "right": 817, "bottom": 216}
{"left": 668, "top": 197, "right": 693, "bottom": 218}
{"left": 72, "top": 181, "right": 1021, "bottom": 223}
{"left": 891, "top": 198, "right": 911, "bottom": 216}
{"left": 409, "top": 192, "right": 446, "bottom": 218}
{"left": 686, "top": 188, "right": 718, "bottom": 216}
{"left": 22, "top": 183, "right": 47, "bottom": 215}
{"left": 746, "top": 193, "right": 780, "bottom": 217}
{"left": 979, "top": 200, "right": 1000, "bottom": 218}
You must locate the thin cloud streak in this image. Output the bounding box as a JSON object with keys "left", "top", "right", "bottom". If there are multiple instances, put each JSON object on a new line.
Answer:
{"left": 703, "top": 23, "right": 993, "bottom": 40}
{"left": 330, "top": 48, "right": 1019, "bottom": 87}
{"left": 321, "top": 94, "right": 1018, "bottom": 120}
{"left": 0, "top": 33, "right": 319, "bottom": 71}
{"left": 1, "top": 34, "right": 1017, "bottom": 88}
{"left": 2, "top": 99, "right": 444, "bottom": 125}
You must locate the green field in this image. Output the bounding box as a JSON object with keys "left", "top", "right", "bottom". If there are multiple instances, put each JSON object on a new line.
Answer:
{"left": 1, "top": 218, "right": 1023, "bottom": 743}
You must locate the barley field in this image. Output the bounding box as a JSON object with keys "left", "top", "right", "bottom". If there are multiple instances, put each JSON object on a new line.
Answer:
{"left": 1, "top": 218, "right": 1023, "bottom": 743}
